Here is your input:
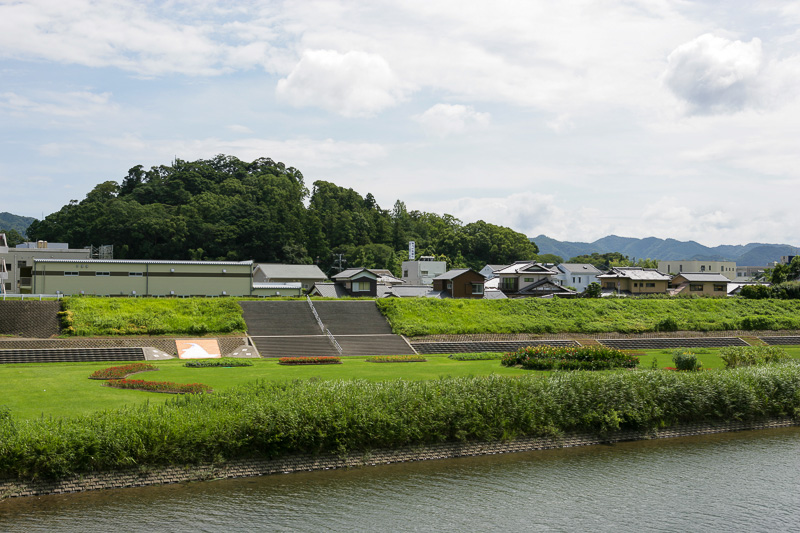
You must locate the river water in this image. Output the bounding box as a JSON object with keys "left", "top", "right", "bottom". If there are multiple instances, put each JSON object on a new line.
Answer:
{"left": 1, "top": 427, "right": 799, "bottom": 532}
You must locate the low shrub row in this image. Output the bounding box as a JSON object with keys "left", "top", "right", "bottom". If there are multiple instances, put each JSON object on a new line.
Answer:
{"left": 719, "top": 346, "right": 789, "bottom": 368}
{"left": 89, "top": 363, "right": 157, "bottom": 380}
{"left": 183, "top": 358, "right": 253, "bottom": 368}
{"left": 3, "top": 364, "right": 800, "bottom": 481}
{"left": 278, "top": 356, "right": 341, "bottom": 365}
{"left": 105, "top": 379, "right": 212, "bottom": 394}
{"left": 501, "top": 345, "right": 638, "bottom": 371}
{"left": 448, "top": 352, "right": 504, "bottom": 361}
{"left": 365, "top": 355, "right": 427, "bottom": 363}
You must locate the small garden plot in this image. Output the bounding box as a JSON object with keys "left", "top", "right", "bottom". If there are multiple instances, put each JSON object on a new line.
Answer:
{"left": 501, "top": 345, "right": 638, "bottom": 371}
{"left": 366, "top": 355, "right": 427, "bottom": 363}
{"left": 279, "top": 356, "right": 342, "bottom": 365}
{"left": 184, "top": 357, "right": 253, "bottom": 368}
{"left": 89, "top": 363, "right": 158, "bottom": 380}
{"left": 105, "top": 379, "right": 211, "bottom": 394}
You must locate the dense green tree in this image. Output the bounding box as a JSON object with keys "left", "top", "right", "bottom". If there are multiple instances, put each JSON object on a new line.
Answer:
{"left": 28, "top": 155, "right": 542, "bottom": 272}
{"left": 0, "top": 229, "right": 24, "bottom": 247}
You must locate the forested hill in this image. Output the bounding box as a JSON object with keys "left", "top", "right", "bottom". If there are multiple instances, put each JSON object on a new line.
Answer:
{"left": 0, "top": 212, "right": 35, "bottom": 237}
{"left": 533, "top": 234, "right": 797, "bottom": 267}
{"left": 27, "top": 155, "right": 538, "bottom": 275}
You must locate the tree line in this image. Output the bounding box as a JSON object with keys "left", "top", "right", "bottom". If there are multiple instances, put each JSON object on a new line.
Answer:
{"left": 26, "top": 155, "right": 540, "bottom": 275}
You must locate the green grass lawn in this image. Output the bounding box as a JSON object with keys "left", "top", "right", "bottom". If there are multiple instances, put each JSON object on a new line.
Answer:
{"left": 0, "top": 355, "right": 529, "bottom": 420}
{"left": 4, "top": 346, "right": 800, "bottom": 421}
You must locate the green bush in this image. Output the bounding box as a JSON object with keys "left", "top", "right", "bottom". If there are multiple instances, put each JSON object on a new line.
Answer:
{"left": 719, "top": 346, "right": 789, "bottom": 368}
{"left": 501, "top": 345, "right": 638, "bottom": 371}
{"left": 672, "top": 352, "right": 701, "bottom": 371}
{"left": 365, "top": 355, "right": 427, "bottom": 363}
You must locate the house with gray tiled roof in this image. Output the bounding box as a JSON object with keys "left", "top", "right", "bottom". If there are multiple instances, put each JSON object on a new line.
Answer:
{"left": 254, "top": 263, "right": 328, "bottom": 292}
{"left": 494, "top": 261, "right": 575, "bottom": 298}
{"left": 479, "top": 264, "right": 509, "bottom": 280}
{"left": 597, "top": 267, "right": 671, "bottom": 295}
{"left": 669, "top": 272, "right": 730, "bottom": 296}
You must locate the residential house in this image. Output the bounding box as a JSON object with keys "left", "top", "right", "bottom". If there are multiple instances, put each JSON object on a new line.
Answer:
{"left": 494, "top": 261, "right": 576, "bottom": 298}
{"left": 735, "top": 265, "right": 770, "bottom": 281}
{"left": 669, "top": 272, "right": 729, "bottom": 296}
{"left": 253, "top": 263, "right": 328, "bottom": 292}
{"left": 597, "top": 267, "right": 671, "bottom": 295}
{"left": 554, "top": 263, "right": 601, "bottom": 293}
{"left": 432, "top": 269, "right": 485, "bottom": 298}
{"left": 329, "top": 268, "right": 379, "bottom": 297}
{"left": 658, "top": 260, "right": 737, "bottom": 281}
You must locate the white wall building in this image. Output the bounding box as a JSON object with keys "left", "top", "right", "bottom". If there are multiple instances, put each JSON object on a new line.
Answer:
{"left": 401, "top": 256, "right": 447, "bottom": 286}
{"left": 554, "top": 263, "right": 601, "bottom": 293}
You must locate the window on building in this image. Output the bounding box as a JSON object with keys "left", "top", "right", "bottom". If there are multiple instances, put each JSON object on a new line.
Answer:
{"left": 523, "top": 277, "right": 535, "bottom": 282}
{"left": 645, "top": 282, "right": 656, "bottom": 288}
{"left": 472, "top": 283, "right": 484, "bottom": 295}
{"left": 421, "top": 270, "right": 428, "bottom": 275}
{"left": 95, "top": 272, "right": 110, "bottom": 277}
{"left": 352, "top": 281, "right": 368, "bottom": 292}
{"left": 403, "top": 270, "right": 408, "bottom": 277}
{"left": 700, "top": 265, "right": 705, "bottom": 272}
{"left": 64, "top": 271, "right": 78, "bottom": 276}
{"left": 501, "top": 278, "right": 517, "bottom": 290}
{"left": 714, "top": 284, "right": 726, "bottom": 292}
{"left": 129, "top": 272, "right": 143, "bottom": 277}
{"left": 634, "top": 282, "right": 638, "bottom": 287}
{"left": 690, "top": 284, "right": 703, "bottom": 291}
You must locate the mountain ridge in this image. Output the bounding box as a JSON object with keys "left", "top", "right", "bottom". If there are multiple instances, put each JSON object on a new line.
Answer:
{"left": 532, "top": 234, "right": 797, "bottom": 267}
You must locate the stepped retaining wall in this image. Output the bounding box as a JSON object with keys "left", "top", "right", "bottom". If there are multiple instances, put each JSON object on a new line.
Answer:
{"left": 0, "top": 301, "right": 60, "bottom": 338}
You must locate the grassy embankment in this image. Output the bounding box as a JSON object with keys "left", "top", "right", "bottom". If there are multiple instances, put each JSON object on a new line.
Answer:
{"left": 59, "top": 297, "right": 246, "bottom": 336}
{"left": 2, "top": 364, "right": 800, "bottom": 481}
{"left": 377, "top": 298, "right": 800, "bottom": 336}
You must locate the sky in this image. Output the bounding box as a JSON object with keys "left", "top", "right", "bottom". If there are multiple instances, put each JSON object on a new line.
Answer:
{"left": 1, "top": 0, "right": 799, "bottom": 247}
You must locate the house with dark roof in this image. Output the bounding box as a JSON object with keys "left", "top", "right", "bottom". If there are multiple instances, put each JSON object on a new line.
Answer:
{"left": 432, "top": 269, "right": 485, "bottom": 298}
{"left": 329, "top": 268, "right": 379, "bottom": 297}
{"left": 669, "top": 272, "right": 729, "bottom": 296}
{"left": 494, "top": 261, "right": 576, "bottom": 298}
{"left": 597, "top": 267, "right": 671, "bottom": 295}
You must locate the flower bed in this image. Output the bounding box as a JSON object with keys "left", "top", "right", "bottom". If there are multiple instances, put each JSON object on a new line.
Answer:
{"left": 89, "top": 363, "right": 158, "bottom": 380}
{"left": 501, "top": 345, "right": 638, "bottom": 371}
{"left": 279, "top": 356, "right": 342, "bottom": 365}
{"left": 366, "top": 355, "right": 427, "bottom": 363}
{"left": 105, "top": 379, "right": 211, "bottom": 394}
{"left": 184, "top": 357, "right": 253, "bottom": 368}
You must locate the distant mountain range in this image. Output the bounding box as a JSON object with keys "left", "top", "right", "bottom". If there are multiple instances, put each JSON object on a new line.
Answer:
{"left": 532, "top": 235, "right": 798, "bottom": 267}
{"left": 0, "top": 212, "right": 34, "bottom": 237}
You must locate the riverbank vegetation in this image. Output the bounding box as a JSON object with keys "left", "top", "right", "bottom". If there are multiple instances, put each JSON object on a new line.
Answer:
{"left": 2, "top": 364, "right": 800, "bottom": 481}
{"left": 377, "top": 298, "right": 800, "bottom": 336}
{"left": 59, "top": 297, "right": 246, "bottom": 336}
{"left": 501, "top": 345, "right": 638, "bottom": 371}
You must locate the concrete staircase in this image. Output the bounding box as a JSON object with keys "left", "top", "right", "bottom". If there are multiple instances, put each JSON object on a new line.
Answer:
{"left": 240, "top": 300, "right": 415, "bottom": 357}
{"left": 761, "top": 336, "right": 800, "bottom": 345}
{"left": 598, "top": 337, "right": 748, "bottom": 350}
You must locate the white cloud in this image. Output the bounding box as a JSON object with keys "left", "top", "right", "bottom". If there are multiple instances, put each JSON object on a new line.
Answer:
{"left": 97, "top": 136, "right": 388, "bottom": 170}
{"left": 413, "top": 104, "right": 490, "bottom": 137}
{"left": 226, "top": 124, "right": 254, "bottom": 134}
{"left": 276, "top": 49, "right": 406, "bottom": 117}
{"left": 662, "top": 34, "right": 764, "bottom": 114}
{"left": 0, "top": 91, "right": 116, "bottom": 118}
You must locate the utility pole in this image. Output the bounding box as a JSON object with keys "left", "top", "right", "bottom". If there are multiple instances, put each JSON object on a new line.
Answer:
{"left": 331, "top": 253, "right": 347, "bottom": 274}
